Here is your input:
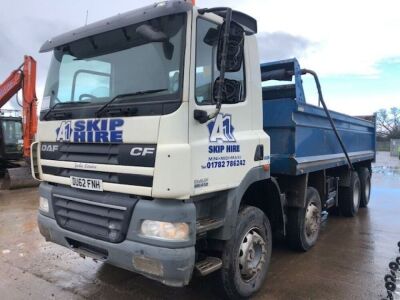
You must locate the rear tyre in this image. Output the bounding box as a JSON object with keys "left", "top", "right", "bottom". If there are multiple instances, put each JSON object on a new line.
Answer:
{"left": 339, "top": 171, "right": 361, "bottom": 217}
{"left": 358, "top": 168, "right": 371, "bottom": 207}
{"left": 286, "top": 187, "right": 322, "bottom": 252}
{"left": 220, "top": 206, "right": 272, "bottom": 300}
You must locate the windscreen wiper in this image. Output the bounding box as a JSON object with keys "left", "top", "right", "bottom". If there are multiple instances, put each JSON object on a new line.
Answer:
{"left": 95, "top": 89, "right": 168, "bottom": 117}
{"left": 43, "top": 101, "right": 91, "bottom": 120}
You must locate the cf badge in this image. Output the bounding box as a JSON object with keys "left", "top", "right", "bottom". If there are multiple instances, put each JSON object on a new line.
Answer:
{"left": 130, "top": 147, "right": 155, "bottom": 156}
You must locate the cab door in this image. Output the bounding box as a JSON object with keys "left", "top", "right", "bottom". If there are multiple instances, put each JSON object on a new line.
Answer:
{"left": 0, "top": 118, "right": 23, "bottom": 160}
{"left": 188, "top": 13, "right": 261, "bottom": 196}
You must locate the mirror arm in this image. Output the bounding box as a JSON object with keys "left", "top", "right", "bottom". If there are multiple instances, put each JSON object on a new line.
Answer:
{"left": 205, "top": 8, "right": 233, "bottom": 123}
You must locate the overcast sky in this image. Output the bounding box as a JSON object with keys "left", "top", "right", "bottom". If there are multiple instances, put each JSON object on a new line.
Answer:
{"left": 1, "top": 0, "right": 399, "bottom": 115}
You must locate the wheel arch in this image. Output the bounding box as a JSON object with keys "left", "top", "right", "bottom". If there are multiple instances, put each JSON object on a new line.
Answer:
{"left": 239, "top": 177, "right": 286, "bottom": 238}
{"left": 308, "top": 170, "right": 326, "bottom": 204}
{"left": 208, "top": 167, "right": 286, "bottom": 240}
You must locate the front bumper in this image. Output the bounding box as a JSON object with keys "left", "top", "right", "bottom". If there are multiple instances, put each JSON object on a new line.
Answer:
{"left": 37, "top": 182, "right": 196, "bottom": 287}
{"left": 38, "top": 213, "right": 195, "bottom": 287}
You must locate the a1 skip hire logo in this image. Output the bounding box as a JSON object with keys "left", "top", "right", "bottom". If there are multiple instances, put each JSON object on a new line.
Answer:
{"left": 208, "top": 113, "right": 235, "bottom": 143}
{"left": 56, "top": 119, "right": 124, "bottom": 143}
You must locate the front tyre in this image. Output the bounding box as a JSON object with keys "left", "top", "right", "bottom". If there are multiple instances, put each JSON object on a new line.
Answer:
{"left": 221, "top": 206, "right": 272, "bottom": 299}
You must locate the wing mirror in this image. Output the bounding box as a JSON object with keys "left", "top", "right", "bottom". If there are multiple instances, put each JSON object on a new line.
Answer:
{"left": 213, "top": 77, "right": 242, "bottom": 104}
{"left": 217, "top": 21, "right": 245, "bottom": 72}
{"left": 194, "top": 11, "right": 245, "bottom": 124}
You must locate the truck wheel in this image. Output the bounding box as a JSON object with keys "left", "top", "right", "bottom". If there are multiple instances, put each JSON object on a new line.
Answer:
{"left": 358, "top": 168, "right": 371, "bottom": 207}
{"left": 339, "top": 171, "right": 361, "bottom": 217}
{"left": 286, "top": 187, "right": 321, "bottom": 252}
{"left": 220, "top": 206, "right": 272, "bottom": 299}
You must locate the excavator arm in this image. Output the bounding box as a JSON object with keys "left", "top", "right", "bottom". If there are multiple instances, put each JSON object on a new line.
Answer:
{"left": 0, "top": 56, "right": 38, "bottom": 189}
{"left": 0, "top": 56, "right": 38, "bottom": 159}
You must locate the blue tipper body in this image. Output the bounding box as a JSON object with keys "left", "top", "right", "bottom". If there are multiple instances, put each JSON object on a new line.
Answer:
{"left": 261, "top": 59, "right": 376, "bottom": 175}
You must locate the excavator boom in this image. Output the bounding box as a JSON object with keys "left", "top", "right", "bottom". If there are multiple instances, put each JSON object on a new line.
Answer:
{"left": 0, "top": 56, "right": 38, "bottom": 159}
{"left": 0, "top": 56, "right": 39, "bottom": 189}
{"left": 0, "top": 69, "right": 23, "bottom": 107}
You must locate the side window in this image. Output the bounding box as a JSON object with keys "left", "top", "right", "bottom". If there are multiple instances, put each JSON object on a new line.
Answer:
{"left": 57, "top": 55, "right": 111, "bottom": 102}
{"left": 195, "top": 18, "right": 245, "bottom": 105}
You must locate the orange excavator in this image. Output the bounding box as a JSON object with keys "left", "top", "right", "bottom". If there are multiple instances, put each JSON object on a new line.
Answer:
{"left": 0, "top": 56, "right": 39, "bottom": 189}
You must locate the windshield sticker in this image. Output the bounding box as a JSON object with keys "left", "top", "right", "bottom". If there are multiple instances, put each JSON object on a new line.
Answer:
{"left": 202, "top": 113, "right": 245, "bottom": 170}
{"left": 56, "top": 119, "right": 124, "bottom": 143}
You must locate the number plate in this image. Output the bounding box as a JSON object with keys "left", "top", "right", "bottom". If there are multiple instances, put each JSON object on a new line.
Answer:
{"left": 70, "top": 176, "right": 103, "bottom": 191}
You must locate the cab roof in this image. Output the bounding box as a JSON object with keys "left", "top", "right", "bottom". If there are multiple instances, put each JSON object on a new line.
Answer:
{"left": 39, "top": 1, "right": 192, "bottom": 53}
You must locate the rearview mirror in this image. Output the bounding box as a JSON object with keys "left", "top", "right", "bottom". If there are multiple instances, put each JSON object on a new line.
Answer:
{"left": 162, "top": 42, "right": 174, "bottom": 60}
{"left": 217, "top": 21, "right": 245, "bottom": 73}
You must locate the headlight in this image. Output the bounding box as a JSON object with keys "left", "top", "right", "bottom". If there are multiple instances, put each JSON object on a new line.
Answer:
{"left": 39, "top": 196, "right": 49, "bottom": 213}
{"left": 140, "top": 220, "right": 189, "bottom": 241}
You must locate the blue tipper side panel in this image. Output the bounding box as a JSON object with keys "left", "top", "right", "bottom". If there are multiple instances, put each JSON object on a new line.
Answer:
{"left": 261, "top": 59, "right": 376, "bottom": 175}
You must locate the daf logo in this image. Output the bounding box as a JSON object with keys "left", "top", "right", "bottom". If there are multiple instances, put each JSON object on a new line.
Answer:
{"left": 130, "top": 147, "right": 155, "bottom": 156}
{"left": 41, "top": 144, "right": 59, "bottom": 152}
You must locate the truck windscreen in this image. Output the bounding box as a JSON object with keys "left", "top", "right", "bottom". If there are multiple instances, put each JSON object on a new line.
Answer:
{"left": 42, "top": 13, "right": 186, "bottom": 119}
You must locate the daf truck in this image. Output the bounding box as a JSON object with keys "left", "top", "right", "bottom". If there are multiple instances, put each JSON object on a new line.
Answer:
{"left": 33, "top": 1, "right": 376, "bottom": 298}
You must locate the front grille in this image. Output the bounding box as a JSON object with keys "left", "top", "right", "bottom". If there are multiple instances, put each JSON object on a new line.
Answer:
{"left": 42, "top": 166, "right": 153, "bottom": 187}
{"left": 40, "top": 143, "right": 156, "bottom": 189}
{"left": 41, "top": 143, "right": 157, "bottom": 167}
{"left": 53, "top": 193, "right": 137, "bottom": 243}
